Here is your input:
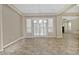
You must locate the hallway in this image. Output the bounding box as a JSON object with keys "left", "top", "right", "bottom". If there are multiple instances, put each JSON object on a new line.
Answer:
{"left": 0, "top": 33, "right": 79, "bottom": 55}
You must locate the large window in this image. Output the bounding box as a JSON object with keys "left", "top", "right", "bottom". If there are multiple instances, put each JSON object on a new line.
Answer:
{"left": 26, "top": 17, "right": 53, "bottom": 36}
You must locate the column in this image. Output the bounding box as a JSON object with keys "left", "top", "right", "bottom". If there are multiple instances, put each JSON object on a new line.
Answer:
{"left": 56, "top": 16, "right": 63, "bottom": 38}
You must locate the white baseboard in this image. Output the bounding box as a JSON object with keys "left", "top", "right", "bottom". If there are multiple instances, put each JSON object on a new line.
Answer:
{"left": 3, "top": 36, "right": 24, "bottom": 48}
{"left": 23, "top": 36, "right": 57, "bottom": 38}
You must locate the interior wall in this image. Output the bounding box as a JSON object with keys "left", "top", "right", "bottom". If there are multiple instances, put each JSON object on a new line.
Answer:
{"left": 64, "top": 21, "right": 68, "bottom": 33}
{"left": 63, "top": 20, "right": 70, "bottom": 33}
{"left": 0, "top": 5, "right": 2, "bottom": 51}
{"left": 2, "top": 5, "right": 23, "bottom": 46}
{"left": 71, "top": 18, "right": 79, "bottom": 34}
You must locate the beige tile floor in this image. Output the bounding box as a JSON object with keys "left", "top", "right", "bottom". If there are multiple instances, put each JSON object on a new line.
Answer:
{"left": 0, "top": 33, "right": 79, "bottom": 55}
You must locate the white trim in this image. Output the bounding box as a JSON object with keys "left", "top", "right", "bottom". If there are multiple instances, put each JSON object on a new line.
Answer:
{"left": 0, "top": 5, "right": 3, "bottom": 51}
{"left": 3, "top": 36, "right": 24, "bottom": 48}
{"left": 23, "top": 13, "right": 57, "bottom": 16}
{"left": 22, "top": 36, "right": 57, "bottom": 39}
{"left": 22, "top": 17, "right": 26, "bottom": 36}
{"left": 62, "top": 13, "right": 79, "bottom": 16}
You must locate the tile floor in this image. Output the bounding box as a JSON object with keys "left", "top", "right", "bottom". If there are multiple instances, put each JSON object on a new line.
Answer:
{"left": 0, "top": 33, "right": 79, "bottom": 55}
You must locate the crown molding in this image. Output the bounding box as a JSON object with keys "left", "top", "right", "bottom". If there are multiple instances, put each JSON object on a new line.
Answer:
{"left": 62, "top": 13, "right": 79, "bottom": 16}
{"left": 7, "top": 4, "right": 23, "bottom": 16}
{"left": 23, "top": 13, "right": 57, "bottom": 17}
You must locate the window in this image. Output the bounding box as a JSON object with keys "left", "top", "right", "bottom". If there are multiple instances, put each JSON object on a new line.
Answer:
{"left": 39, "top": 20, "right": 43, "bottom": 35}
{"left": 26, "top": 19, "right": 32, "bottom": 33}
{"left": 48, "top": 18, "right": 53, "bottom": 32}
{"left": 33, "top": 20, "right": 39, "bottom": 36}
{"left": 26, "top": 18, "right": 53, "bottom": 36}
{"left": 43, "top": 20, "right": 48, "bottom": 35}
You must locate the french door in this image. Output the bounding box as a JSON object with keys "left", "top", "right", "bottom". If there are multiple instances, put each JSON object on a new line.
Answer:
{"left": 32, "top": 19, "right": 48, "bottom": 37}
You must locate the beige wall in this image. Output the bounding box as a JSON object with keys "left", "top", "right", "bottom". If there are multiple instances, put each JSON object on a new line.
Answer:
{"left": 0, "top": 5, "right": 2, "bottom": 51}
{"left": 2, "top": 5, "right": 23, "bottom": 46}
{"left": 63, "top": 20, "right": 70, "bottom": 33}
{"left": 71, "top": 18, "right": 79, "bottom": 34}
{"left": 64, "top": 21, "right": 69, "bottom": 33}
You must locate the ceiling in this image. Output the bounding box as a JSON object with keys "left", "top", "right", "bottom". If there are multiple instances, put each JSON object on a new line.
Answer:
{"left": 63, "top": 5, "right": 79, "bottom": 21}
{"left": 14, "top": 4, "right": 66, "bottom": 14}
{"left": 66, "top": 5, "right": 79, "bottom": 13}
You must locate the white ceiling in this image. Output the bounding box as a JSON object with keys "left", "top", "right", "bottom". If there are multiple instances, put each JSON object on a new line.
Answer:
{"left": 66, "top": 5, "right": 79, "bottom": 13}
{"left": 63, "top": 5, "right": 79, "bottom": 20}
{"left": 14, "top": 4, "right": 66, "bottom": 14}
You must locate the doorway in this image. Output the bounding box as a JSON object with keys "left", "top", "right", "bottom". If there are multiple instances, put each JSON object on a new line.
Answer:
{"left": 62, "top": 19, "right": 72, "bottom": 34}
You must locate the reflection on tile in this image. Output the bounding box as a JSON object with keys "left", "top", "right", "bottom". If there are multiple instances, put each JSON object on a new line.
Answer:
{"left": 0, "top": 34, "right": 79, "bottom": 55}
